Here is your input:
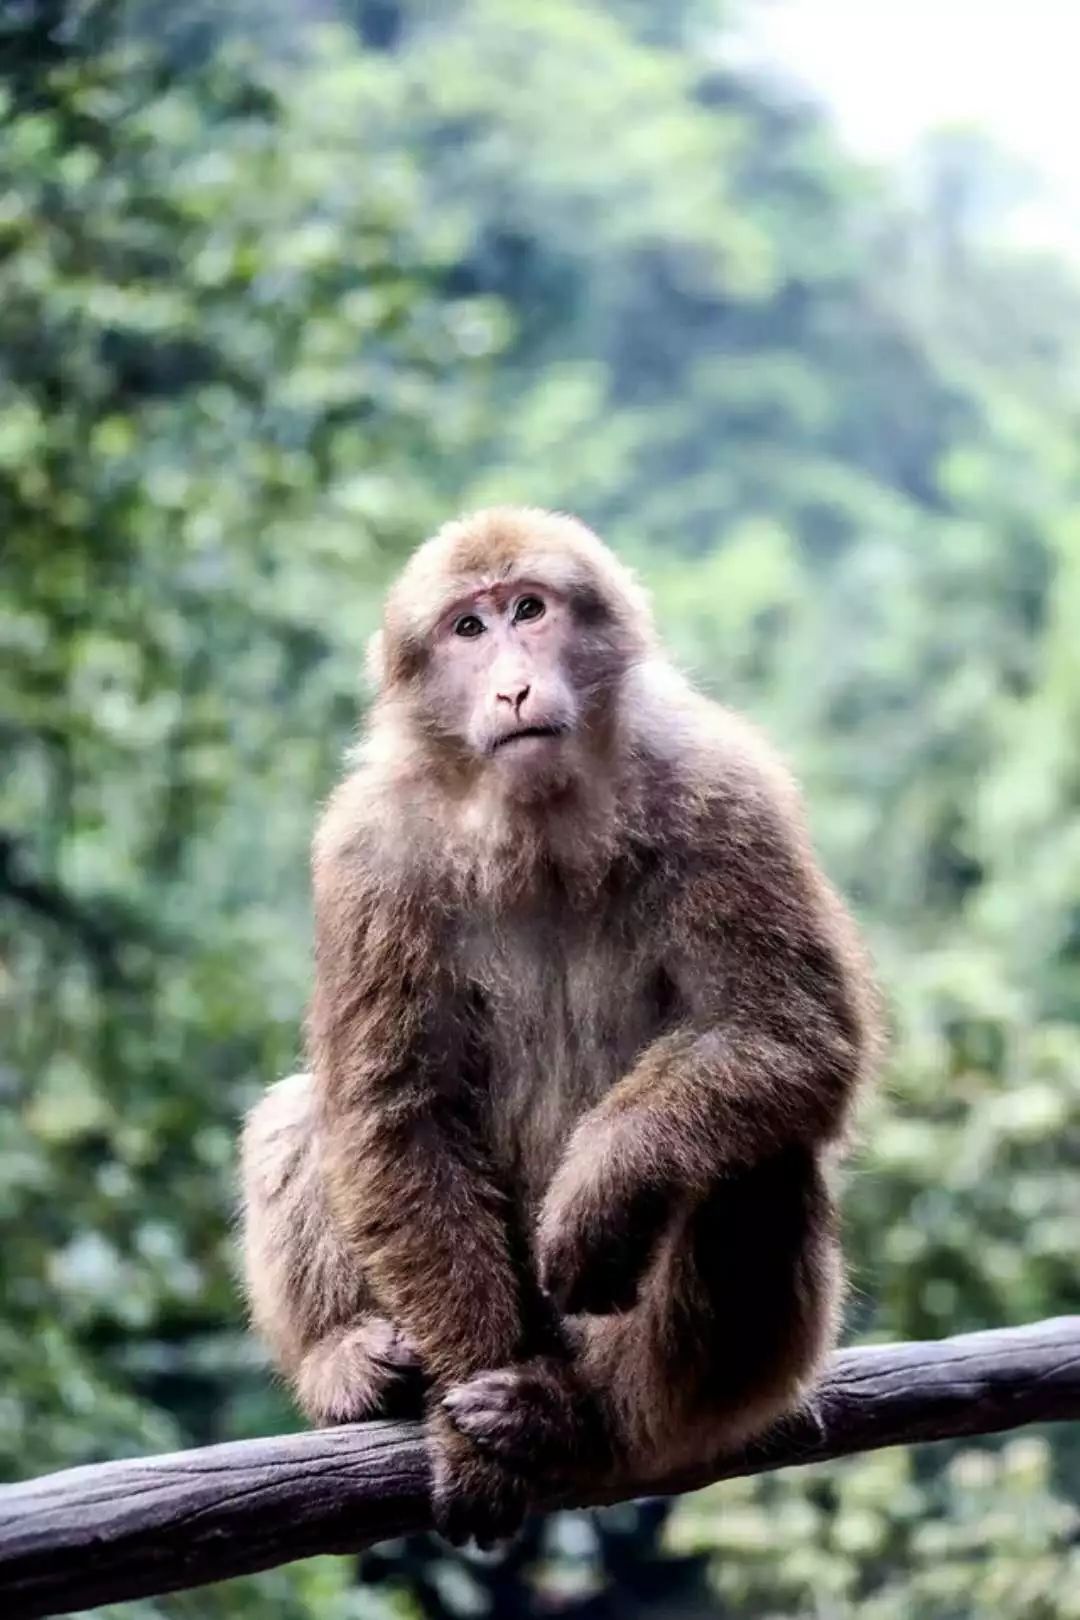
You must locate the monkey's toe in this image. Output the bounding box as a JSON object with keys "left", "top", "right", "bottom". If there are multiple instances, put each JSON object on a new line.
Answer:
{"left": 433, "top": 1476, "right": 526, "bottom": 1551}
{"left": 443, "top": 1369, "right": 532, "bottom": 1457}
{"left": 296, "top": 1318, "right": 426, "bottom": 1424}
{"left": 364, "top": 1316, "right": 423, "bottom": 1377}
{"left": 429, "top": 1417, "right": 527, "bottom": 1549}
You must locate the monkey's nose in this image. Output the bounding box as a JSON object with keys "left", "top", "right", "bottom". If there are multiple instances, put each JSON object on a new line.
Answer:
{"left": 497, "top": 682, "right": 530, "bottom": 715}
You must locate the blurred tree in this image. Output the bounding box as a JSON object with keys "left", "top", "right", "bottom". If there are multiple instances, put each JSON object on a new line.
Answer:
{"left": 4, "top": 2, "right": 1080, "bottom": 1618}
{"left": 0, "top": 9, "right": 505, "bottom": 1616}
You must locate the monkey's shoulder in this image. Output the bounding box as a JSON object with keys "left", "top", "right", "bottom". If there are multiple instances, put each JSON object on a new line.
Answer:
{"left": 639, "top": 692, "right": 809, "bottom": 870}
{"left": 311, "top": 767, "right": 438, "bottom": 913}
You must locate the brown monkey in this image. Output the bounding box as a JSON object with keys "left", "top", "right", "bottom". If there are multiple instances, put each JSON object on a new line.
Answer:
{"left": 240, "top": 506, "right": 881, "bottom": 1546}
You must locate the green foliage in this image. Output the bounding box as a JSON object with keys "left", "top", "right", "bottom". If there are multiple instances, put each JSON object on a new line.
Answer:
{"left": 4, "top": 2, "right": 1080, "bottom": 1617}
{"left": 0, "top": 0, "right": 502, "bottom": 1482}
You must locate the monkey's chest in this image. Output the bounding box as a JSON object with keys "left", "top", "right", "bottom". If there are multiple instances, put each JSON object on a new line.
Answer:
{"left": 461, "top": 925, "right": 666, "bottom": 1209}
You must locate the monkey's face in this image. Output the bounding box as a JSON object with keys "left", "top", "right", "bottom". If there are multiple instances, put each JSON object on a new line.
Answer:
{"left": 427, "top": 580, "right": 585, "bottom": 795}
{"left": 375, "top": 511, "right": 654, "bottom": 806}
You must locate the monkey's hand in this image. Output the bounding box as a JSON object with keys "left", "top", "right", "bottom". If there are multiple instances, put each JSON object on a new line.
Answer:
{"left": 536, "top": 1143, "right": 672, "bottom": 1316}
{"left": 443, "top": 1357, "right": 613, "bottom": 1482}
{"left": 427, "top": 1406, "right": 528, "bottom": 1549}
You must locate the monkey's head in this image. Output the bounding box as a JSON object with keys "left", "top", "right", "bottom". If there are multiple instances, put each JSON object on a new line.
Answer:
{"left": 370, "top": 507, "right": 655, "bottom": 802}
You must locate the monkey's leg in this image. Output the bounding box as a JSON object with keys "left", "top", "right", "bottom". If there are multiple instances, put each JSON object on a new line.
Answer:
{"left": 583, "top": 1144, "right": 843, "bottom": 1475}
{"left": 446, "top": 1146, "right": 840, "bottom": 1482}
{"left": 240, "top": 1073, "right": 428, "bottom": 1425}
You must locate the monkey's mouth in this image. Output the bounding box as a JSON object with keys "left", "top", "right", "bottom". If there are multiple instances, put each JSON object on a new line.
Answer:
{"left": 492, "top": 724, "right": 566, "bottom": 752}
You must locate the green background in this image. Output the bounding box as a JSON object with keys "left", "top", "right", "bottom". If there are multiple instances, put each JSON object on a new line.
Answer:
{"left": 3, "top": 2, "right": 1079, "bottom": 1614}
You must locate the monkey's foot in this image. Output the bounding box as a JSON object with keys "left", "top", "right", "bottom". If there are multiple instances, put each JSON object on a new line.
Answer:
{"left": 443, "top": 1358, "right": 609, "bottom": 1477}
{"left": 296, "top": 1317, "right": 425, "bottom": 1425}
{"left": 429, "top": 1413, "right": 527, "bottom": 1549}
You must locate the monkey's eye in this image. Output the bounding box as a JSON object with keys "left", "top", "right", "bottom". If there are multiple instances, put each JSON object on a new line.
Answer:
{"left": 513, "top": 595, "right": 545, "bottom": 624}
{"left": 454, "top": 613, "right": 485, "bottom": 639}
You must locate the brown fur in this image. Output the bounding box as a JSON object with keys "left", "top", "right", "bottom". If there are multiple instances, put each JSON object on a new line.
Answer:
{"left": 240, "top": 506, "right": 882, "bottom": 1545}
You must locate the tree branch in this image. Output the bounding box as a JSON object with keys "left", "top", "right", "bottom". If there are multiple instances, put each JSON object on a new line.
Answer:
{"left": 2, "top": 1316, "right": 1079, "bottom": 1619}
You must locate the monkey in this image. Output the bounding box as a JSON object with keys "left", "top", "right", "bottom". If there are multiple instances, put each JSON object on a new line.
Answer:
{"left": 240, "top": 505, "right": 882, "bottom": 1548}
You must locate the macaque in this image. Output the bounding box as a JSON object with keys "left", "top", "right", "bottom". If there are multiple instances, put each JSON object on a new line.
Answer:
{"left": 241, "top": 506, "right": 881, "bottom": 1546}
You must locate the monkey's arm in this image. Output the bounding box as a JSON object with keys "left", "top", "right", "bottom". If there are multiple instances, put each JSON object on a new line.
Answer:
{"left": 309, "top": 838, "right": 530, "bottom": 1389}
{"left": 539, "top": 769, "right": 878, "bottom": 1313}
{"left": 310, "top": 839, "right": 538, "bottom": 1544}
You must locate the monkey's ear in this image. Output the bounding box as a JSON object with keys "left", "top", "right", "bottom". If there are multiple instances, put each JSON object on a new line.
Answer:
{"left": 364, "top": 629, "right": 387, "bottom": 693}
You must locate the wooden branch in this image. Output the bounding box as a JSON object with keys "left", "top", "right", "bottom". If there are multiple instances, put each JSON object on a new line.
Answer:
{"left": 3, "top": 1316, "right": 1079, "bottom": 1619}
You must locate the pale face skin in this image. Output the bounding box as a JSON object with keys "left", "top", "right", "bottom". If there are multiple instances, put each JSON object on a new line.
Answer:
{"left": 430, "top": 581, "right": 581, "bottom": 788}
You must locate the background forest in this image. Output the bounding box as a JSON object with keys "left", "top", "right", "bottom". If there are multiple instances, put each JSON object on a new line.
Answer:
{"left": 3, "top": 1, "right": 1080, "bottom": 1616}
